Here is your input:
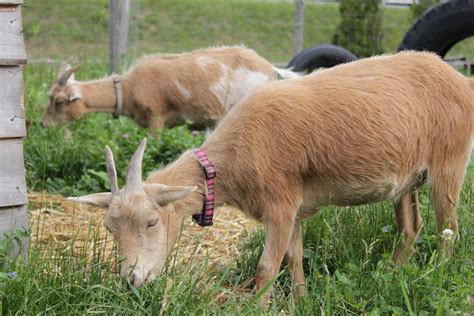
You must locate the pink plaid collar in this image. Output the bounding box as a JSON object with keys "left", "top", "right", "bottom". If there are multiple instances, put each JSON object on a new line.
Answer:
{"left": 193, "top": 148, "right": 216, "bottom": 226}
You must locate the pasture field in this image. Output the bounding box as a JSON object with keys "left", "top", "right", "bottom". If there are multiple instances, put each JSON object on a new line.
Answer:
{"left": 4, "top": 56, "right": 473, "bottom": 316}
{"left": 23, "top": 0, "right": 474, "bottom": 62}
{"left": 0, "top": 0, "right": 473, "bottom": 314}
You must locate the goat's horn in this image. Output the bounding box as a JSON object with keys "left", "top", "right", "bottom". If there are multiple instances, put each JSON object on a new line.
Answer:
{"left": 125, "top": 138, "right": 147, "bottom": 192}
{"left": 57, "top": 64, "right": 81, "bottom": 86}
{"left": 104, "top": 145, "right": 119, "bottom": 194}
{"left": 56, "top": 57, "right": 73, "bottom": 80}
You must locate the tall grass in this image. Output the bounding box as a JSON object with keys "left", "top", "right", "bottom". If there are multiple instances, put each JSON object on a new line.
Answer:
{"left": 3, "top": 167, "right": 472, "bottom": 313}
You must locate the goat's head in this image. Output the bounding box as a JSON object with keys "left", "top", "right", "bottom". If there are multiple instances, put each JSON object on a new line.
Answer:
{"left": 68, "top": 139, "right": 196, "bottom": 287}
{"left": 41, "top": 60, "right": 85, "bottom": 127}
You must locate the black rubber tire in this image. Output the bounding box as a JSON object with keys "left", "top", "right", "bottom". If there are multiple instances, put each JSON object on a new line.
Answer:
{"left": 287, "top": 44, "right": 358, "bottom": 73}
{"left": 398, "top": 0, "right": 474, "bottom": 57}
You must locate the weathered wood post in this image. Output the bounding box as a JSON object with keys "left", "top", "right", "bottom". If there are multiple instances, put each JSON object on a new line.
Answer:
{"left": 293, "top": 0, "right": 304, "bottom": 56}
{"left": 109, "top": 0, "right": 130, "bottom": 74}
{"left": 0, "top": 0, "right": 28, "bottom": 255}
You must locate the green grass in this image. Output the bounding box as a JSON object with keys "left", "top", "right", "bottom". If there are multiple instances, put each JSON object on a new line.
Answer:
{"left": 5, "top": 59, "right": 474, "bottom": 314}
{"left": 2, "top": 1, "right": 473, "bottom": 314}
{"left": 23, "top": 0, "right": 474, "bottom": 63}
{"left": 2, "top": 165, "right": 473, "bottom": 314}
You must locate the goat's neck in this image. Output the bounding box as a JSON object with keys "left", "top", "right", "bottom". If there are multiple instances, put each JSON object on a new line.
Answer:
{"left": 146, "top": 150, "right": 231, "bottom": 217}
{"left": 76, "top": 77, "right": 132, "bottom": 114}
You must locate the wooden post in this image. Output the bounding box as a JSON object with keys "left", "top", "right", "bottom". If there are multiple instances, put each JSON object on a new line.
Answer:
{"left": 109, "top": 0, "right": 130, "bottom": 74}
{"left": 293, "top": 0, "right": 304, "bottom": 56}
{"left": 0, "top": 0, "right": 28, "bottom": 256}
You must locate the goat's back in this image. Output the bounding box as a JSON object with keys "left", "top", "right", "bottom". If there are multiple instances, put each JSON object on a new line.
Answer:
{"left": 205, "top": 52, "right": 473, "bottom": 208}
{"left": 132, "top": 46, "right": 275, "bottom": 76}
{"left": 126, "top": 46, "right": 276, "bottom": 123}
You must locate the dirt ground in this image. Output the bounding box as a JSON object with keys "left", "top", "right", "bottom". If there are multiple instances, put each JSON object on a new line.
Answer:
{"left": 28, "top": 192, "right": 260, "bottom": 269}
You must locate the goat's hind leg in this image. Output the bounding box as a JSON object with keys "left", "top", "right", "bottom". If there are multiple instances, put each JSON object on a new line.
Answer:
{"left": 393, "top": 191, "right": 422, "bottom": 264}
{"left": 430, "top": 166, "right": 469, "bottom": 258}
{"left": 428, "top": 123, "right": 472, "bottom": 258}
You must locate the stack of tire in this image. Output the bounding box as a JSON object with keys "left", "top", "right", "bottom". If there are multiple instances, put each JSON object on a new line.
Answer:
{"left": 287, "top": 0, "right": 474, "bottom": 74}
{"left": 398, "top": 0, "right": 474, "bottom": 58}
{"left": 287, "top": 44, "right": 357, "bottom": 73}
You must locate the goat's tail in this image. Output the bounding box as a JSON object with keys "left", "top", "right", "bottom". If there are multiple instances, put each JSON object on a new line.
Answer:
{"left": 273, "top": 66, "right": 303, "bottom": 80}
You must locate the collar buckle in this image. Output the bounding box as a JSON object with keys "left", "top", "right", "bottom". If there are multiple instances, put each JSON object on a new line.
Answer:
{"left": 203, "top": 164, "right": 216, "bottom": 180}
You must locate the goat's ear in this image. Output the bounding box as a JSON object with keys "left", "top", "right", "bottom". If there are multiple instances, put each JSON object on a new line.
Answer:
{"left": 144, "top": 184, "right": 197, "bottom": 206}
{"left": 69, "top": 92, "right": 80, "bottom": 102}
{"left": 67, "top": 192, "right": 112, "bottom": 208}
{"left": 68, "top": 84, "right": 82, "bottom": 102}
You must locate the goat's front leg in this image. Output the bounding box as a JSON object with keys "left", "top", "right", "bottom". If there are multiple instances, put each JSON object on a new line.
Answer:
{"left": 255, "top": 208, "right": 296, "bottom": 307}
{"left": 147, "top": 115, "right": 164, "bottom": 130}
{"left": 284, "top": 219, "right": 305, "bottom": 298}
{"left": 146, "top": 115, "right": 165, "bottom": 138}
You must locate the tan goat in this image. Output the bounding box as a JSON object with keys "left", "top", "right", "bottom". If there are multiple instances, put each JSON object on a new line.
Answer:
{"left": 69, "top": 51, "right": 473, "bottom": 304}
{"left": 41, "top": 46, "right": 298, "bottom": 129}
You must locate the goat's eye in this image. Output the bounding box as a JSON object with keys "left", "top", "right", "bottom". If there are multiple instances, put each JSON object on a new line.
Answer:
{"left": 147, "top": 219, "right": 158, "bottom": 228}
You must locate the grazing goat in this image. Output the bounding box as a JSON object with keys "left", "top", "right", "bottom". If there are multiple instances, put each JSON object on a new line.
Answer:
{"left": 69, "top": 51, "right": 473, "bottom": 304}
{"left": 41, "top": 46, "right": 298, "bottom": 129}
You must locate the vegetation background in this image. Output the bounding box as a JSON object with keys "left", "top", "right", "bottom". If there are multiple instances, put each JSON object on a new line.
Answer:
{"left": 333, "top": 0, "right": 384, "bottom": 57}
{"left": 1, "top": 0, "right": 473, "bottom": 314}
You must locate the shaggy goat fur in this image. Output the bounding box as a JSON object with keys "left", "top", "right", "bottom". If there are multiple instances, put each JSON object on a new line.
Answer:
{"left": 71, "top": 51, "right": 473, "bottom": 304}
{"left": 41, "top": 46, "right": 297, "bottom": 129}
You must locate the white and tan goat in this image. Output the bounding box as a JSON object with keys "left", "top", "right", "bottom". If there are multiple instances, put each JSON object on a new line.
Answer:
{"left": 70, "top": 51, "right": 473, "bottom": 304}
{"left": 41, "top": 46, "right": 298, "bottom": 129}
